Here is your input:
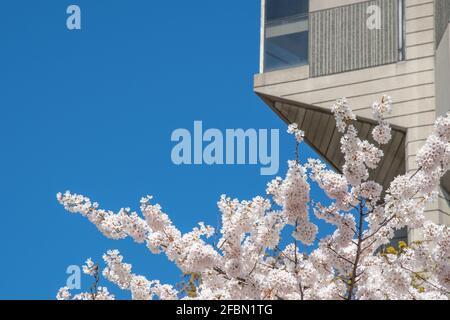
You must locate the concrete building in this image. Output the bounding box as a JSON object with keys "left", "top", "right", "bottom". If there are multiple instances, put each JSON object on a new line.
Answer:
{"left": 254, "top": 0, "right": 450, "bottom": 243}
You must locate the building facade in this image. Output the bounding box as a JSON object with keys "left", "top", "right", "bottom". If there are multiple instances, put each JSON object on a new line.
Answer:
{"left": 254, "top": 0, "right": 450, "bottom": 243}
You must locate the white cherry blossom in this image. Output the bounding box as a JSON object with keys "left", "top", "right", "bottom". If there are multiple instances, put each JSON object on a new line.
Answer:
{"left": 57, "top": 96, "right": 450, "bottom": 300}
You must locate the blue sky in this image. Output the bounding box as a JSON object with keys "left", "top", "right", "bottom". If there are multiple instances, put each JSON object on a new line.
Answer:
{"left": 0, "top": 1, "right": 332, "bottom": 299}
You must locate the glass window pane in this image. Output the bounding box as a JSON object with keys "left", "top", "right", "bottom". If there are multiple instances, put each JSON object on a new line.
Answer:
{"left": 264, "top": 1, "right": 309, "bottom": 72}
{"left": 265, "top": 31, "right": 308, "bottom": 71}
{"left": 266, "top": 0, "right": 309, "bottom": 21}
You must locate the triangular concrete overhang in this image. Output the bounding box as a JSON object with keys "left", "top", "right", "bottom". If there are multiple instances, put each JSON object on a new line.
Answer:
{"left": 256, "top": 91, "right": 408, "bottom": 190}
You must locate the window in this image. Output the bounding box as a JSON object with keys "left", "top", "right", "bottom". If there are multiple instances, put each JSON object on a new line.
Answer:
{"left": 264, "top": 0, "right": 309, "bottom": 72}
{"left": 266, "top": 0, "right": 309, "bottom": 21}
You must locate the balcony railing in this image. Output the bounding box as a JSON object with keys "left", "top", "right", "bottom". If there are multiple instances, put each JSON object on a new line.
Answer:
{"left": 262, "top": 0, "right": 404, "bottom": 76}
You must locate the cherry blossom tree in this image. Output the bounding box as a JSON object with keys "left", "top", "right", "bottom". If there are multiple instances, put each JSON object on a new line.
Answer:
{"left": 56, "top": 96, "right": 450, "bottom": 300}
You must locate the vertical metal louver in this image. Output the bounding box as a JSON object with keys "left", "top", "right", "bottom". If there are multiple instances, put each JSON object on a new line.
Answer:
{"left": 310, "top": 0, "right": 400, "bottom": 77}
